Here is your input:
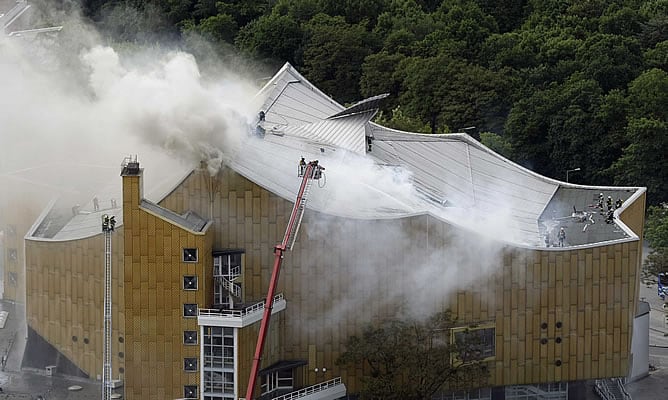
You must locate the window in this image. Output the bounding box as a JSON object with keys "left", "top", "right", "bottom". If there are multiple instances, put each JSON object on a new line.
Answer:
{"left": 183, "top": 248, "right": 198, "bottom": 262}
{"left": 6, "top": 225, "right": 16, "bottom": 236}
{"left": 8, "top": 249, "right": 17, "bottom": 261}
{"left": 183, "top": 275, "right": 198, "bottom": 290}
{"left": 261, "top": 369, "right": 294, "bottom": 394}
{"left": 185, "top": 357, "right": 198, "bottom": 372}
{"left": 184, "top": 330, "right": 198, "bottom": 345}
{"left": 183, "top": 304, "right": 198, "bottom": 317}
{"left": 203, "top": 327, "right": 235, "bottom": 369}
{"left": 451, "top": 325, "right": 495, "bottom": 363}
{"left": 204, "top": 371, "right": 235, "bottom": 395}
{"left": 8, "top": 272, "right": 17, "bottom": 287}
{"left": 184, "top": 385, "right": 198, "bottom": 399}
{"left": 213, "top": 252, "right": 243, "bottom": 308}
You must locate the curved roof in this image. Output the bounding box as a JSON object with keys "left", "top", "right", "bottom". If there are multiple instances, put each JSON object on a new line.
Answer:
{"left": 232, "top": 63, "right": 644, "bottom": 248}
{"left": 27, "top": 62, "right": 644, "bottom": 248}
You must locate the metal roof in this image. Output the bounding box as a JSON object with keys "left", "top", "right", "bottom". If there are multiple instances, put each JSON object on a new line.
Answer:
{"left": 240, "top": 63, "right": 644, "bottom": 248}
{"left": 27, "top": 62, "right": 644, "bottom": 248}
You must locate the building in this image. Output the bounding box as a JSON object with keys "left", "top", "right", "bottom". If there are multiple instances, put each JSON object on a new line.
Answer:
{"left": 18, "top": 63, "right": 645, "bottom": 400}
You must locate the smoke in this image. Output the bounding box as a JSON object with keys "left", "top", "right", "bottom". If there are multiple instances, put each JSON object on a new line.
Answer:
{"left": 0, "top": 3, "right": 259, "bottom": 190}
{"left": 298, "top": 151, "right": 527, "bottom": 327}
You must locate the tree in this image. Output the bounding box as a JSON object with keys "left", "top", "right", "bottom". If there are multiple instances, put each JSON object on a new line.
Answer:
{"left": 374, "top": 106, "right": 431, "bottom": 133}
{"left": 337, "top": 311, "right": 489, "bottom": 400}
{"left": 480, "top": 131, "right": 512, "bottom": 158}
{"left": 608, "top": 69, "right": 668, "bottom": 204}
{"left": 301, "top": 14, "right": 378, "bottom": 103}
{"left": 399, "top": 56, "right": 508, "bottom": 134}
{"left": 643, "top": 204, "right": 668, "bottom": 281}
{"left": 236, "top": 13, "right": 303, "bottom": 64}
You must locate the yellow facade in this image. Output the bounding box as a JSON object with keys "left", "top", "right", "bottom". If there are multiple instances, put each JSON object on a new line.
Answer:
{"left": 25, "top": 228, "right": 126, "bottom": 378}
{"left": 22, "top": 163, "right": 645, "bottom": 398}
{"left": 122, "top": 168, "right": 213, "bottom": 400}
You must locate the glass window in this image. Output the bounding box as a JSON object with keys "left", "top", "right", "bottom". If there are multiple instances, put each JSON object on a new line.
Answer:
{"left": 185, "top": 357, "right": 198, "bottom": 372}
{"left": 184, "top": 275, "right": 198, "bottom": 290}
{"left": 184, "top": 330, "right": 198, "bottom": 345}
{"left": 183, "top": 248, "right": 198, "bottom": 262}
{"left": 203, "top": 326, "right": 236, "bottom": 398}
{"left": 183, "top": 304, "right": 198, "bottom": 317}
{"left": 184, "top": 385, "right": 198, "bottom": 399}
{"left": 452, "top": 326, "right": 496, "bottom": 362}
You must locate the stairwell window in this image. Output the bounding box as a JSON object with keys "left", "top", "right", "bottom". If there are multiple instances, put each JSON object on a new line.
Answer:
{"left": 183, "top": 248, "right": 198, "bottom": 263}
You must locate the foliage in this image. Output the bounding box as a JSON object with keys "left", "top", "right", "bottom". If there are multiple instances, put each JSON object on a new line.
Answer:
{"left": 302, "top": 14, "right": 378, "bottom": 103}
{"left": 336, "top": 311, "right": 489, "bottom": 400}
{"left": 644, "top": 204, "right": 668, "bottom": 279}
{"left": 374, "top": 106, "right": 431, "bottom": 133}
{"left": 480, "top": 132, "right": 512, "bottom": 158}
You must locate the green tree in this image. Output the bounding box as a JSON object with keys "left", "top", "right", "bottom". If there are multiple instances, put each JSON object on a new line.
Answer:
{"left": 360, "top": 51, "right": 406, "bottom": 110}
{"left": 337, "top": 311, "right": 489, "bottom": 400}
{"left": 399, "top": 57, "right": 507, "bottom": 134}
{"left": 644, "top": 204, "right": 668, "bottom": 281}
{"left": 480, "top": 132, "right": 512, "bottom": 158}
{"left": 610, "top": 118, "right": 668, "bottom": 205}
{"left": 236, "top": 13, "right": 303, "bottom": 64}
{"left": 374, "top": 106, "right": 431, "bottom": 133}
{"left": 193, "top": 13, "right": 237, "bottom": 43}
{"left": 302, "top": 13, "right": 378, "bottom": 103}
{"left": 576, "top": 33, "right": 643, "bottom": 92}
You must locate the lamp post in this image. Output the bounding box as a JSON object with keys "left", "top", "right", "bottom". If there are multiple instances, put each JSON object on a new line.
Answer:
{"left": 566, "top": 167, "right": 581, "bottom": 183}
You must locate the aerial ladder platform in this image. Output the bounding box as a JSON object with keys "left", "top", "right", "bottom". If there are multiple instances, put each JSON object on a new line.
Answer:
{"left": 245, "top": 159, "right": 325, "bottom": 400}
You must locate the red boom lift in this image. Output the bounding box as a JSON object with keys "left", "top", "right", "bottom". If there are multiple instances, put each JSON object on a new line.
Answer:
{"left": 245, "top": 158, "right": 325, "bottom": 400}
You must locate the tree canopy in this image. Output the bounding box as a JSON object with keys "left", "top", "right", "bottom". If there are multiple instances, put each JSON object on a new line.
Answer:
{"left": 336, "top": 311, "right": 489, "bottom": 400}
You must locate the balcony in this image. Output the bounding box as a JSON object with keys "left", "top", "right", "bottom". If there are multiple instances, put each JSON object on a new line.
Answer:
{"left": 198, "top": 294, "right": 286, "bottom": 328}
{"left": 272, "top": 377, "right": 347, "bottom": 400}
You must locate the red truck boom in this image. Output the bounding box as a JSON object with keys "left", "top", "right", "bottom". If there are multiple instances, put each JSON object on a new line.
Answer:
{"left": 245, "top": 159, "right": 324, "bottom": 399}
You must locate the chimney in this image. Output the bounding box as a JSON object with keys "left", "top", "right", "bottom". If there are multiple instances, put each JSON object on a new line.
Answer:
{"left": 120, "top": 155, "right": 143, "bottom": 211}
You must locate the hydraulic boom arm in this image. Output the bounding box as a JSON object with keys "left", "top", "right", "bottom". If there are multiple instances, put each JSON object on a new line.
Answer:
{"left": 245, "top": 160, "right": 324, "bottom": 400}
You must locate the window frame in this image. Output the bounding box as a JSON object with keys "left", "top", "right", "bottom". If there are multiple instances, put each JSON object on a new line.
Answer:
{"left": 183, "top": 275, "right": 198, "bottom": 291}
{"left": 450, "top": 324, "right": 496, "bottom": 364}
{"left": 183, "top": 248, "right": 199, "bottom": 263}
{"left": 183, "top": 385, "right": 198, "bottom": 399}
{"left": 184, "top": 357, "right": 198, "bottom": 372}
{"left": 184, "top": 330, "right": 198, "bottom": 345}
{"left": 183, "top": 303, "right": 198, "bottom": 318}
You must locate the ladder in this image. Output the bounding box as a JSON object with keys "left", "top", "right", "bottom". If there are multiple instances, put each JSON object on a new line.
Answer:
{"left": 102, "top": 216, "right": 114, "bottom": 400}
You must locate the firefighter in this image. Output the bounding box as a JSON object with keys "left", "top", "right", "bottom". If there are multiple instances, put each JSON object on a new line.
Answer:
{"left": 558, "top": 227, "right": 566, "bottom": 247}
{"left": 298, "top": 157, "right": 307, "bottom": 177}
{"left": 615, "top": 198, "right": 623, "bottom": 209}
{"left": 606, "top": 196, "right": 613, "bottom": 211}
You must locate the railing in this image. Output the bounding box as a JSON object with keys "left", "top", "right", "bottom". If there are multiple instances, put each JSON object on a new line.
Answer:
{"left": 216, "top": 275, "right": 241, "bottom": 297}
{"left": 272, "top": 377, "right": 343, "bottom": 400}
{"left": 594, "top": 378, "right": 631, "bottom": 400}
{"left": 198, "top": 293, "right": 284, "bottom": 317}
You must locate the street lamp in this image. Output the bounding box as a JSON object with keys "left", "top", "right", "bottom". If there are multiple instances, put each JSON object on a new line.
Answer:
{"left": 566, "top": 167, "right": 581, "bottom": 183}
